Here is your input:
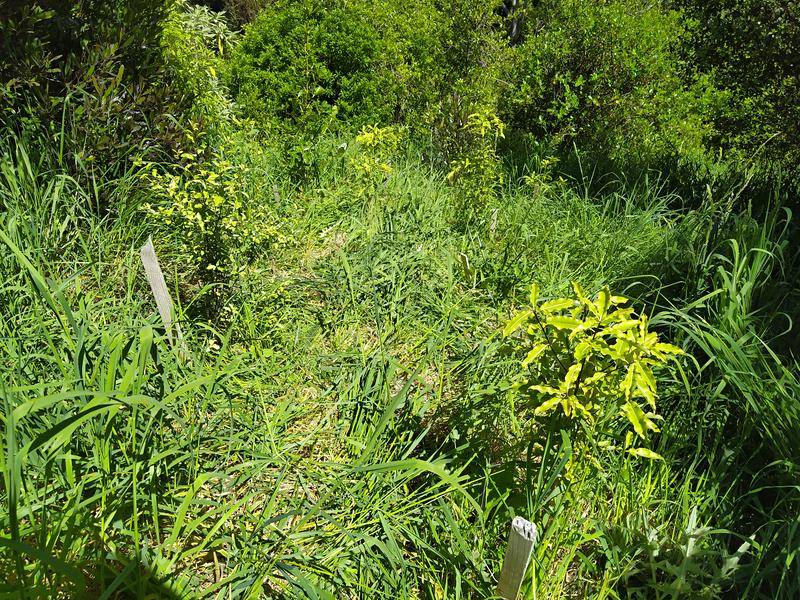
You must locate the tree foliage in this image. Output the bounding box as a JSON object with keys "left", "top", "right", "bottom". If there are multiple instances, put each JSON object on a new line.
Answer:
{"left": 676, "top": 0, "right": 800, "bottom": 179}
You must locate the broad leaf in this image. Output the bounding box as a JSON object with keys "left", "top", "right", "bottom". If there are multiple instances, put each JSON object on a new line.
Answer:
{"left": 574, "top": 340, "right": 593, "bottom": 360}
{"left": 654, "top": 342, "right": 684, "bottom": 356}
{"left": 635, "top": 361, "right": 657, "bottom": 410}
{"left": 564, "top": 363, "right": 582, "bottom": 388}
{"left": 621, "top": 363, "right": 636, "bottom": 398}
{"left": 504, "top": 309, "right": 531, "bottom": 337}
{"left": 572, "top": 282, "right": 590, "bottom": 307}
{"left": 540, "top": 298, "right": 575, "bottom": 313}
{"left": 547, "top": 316, "right": 581, "bottom": 330}
{"left": 521, "top": 344, "right": 547, "bottom": 367}
{"left": 529, "top": 282, "right": 539, "bottom": 307}
{"left": 595, "top": 287, "right": 611, "bottom": 316}
{"left": 622, "top": 401, "right": 647, "bottom": 438}
{"left": 534, "top": 396, "right": 562, "bottom": 415}
{"left": 530, "top": 384, "right": 561, "bottom": 395}
{"left": 627, "top": 447, "right": 664, "bottom": 460}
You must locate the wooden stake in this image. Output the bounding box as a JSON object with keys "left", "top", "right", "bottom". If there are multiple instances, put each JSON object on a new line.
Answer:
{"left": 496, "top": 517, "right": 538, "bottom": 600}
{"left": 140, "top": 236, "right": 183, "bottom": 345}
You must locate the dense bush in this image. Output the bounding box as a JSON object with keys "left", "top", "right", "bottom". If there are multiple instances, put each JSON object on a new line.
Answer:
{"left": 143, "top": 139, "right": 282, "bottom": 276}
{"left": 675, "top": 0, "right": 800, "bottom": 181}
{"left": 225, "top": 0, "right": 445, "bottom": 133}
{"left": 427, "top": 0, "right": 512, "bottom": 162}
{"left": 145, "top": 2, "right": 285, "bottom": 303}
{"left": 225, "top": 0, "right": 514, "bottom": 171}
{"left": 2, "top": 0, "right": 799, "bottom": 597}
{"left": 499, "top": 0, "right": 724, "bottom": 180}
{"left": 0, "top": 0, "right": 190, "bottom": 186}
{"left": 161, "top": 0, "right": 237, "bottom": 136}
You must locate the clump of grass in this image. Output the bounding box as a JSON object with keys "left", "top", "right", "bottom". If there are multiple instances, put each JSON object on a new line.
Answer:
{"left": 653, "top": 203, "right": 800, "bottom": 598}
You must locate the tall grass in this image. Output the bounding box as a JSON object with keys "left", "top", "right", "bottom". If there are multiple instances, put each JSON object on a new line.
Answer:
{"left": 1, "top": 123, "right": 798, "bottom": 599}
{"left": 3, "top": 0, "right": 799, "bottom": 596}
{"left": 653, "top": 203, "right": 800, "bottom": 598}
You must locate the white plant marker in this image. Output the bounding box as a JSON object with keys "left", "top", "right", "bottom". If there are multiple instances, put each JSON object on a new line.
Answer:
{"left": 496, "top": 517, "right": 538, "bottom": 600}
{"left": 140, "top": 236, "right": 183, "bottom": 345}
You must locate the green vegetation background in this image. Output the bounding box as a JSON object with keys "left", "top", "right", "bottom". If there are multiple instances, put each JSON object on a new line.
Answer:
{"left": 0, "top": 0, "right": 798, "bottom": 597}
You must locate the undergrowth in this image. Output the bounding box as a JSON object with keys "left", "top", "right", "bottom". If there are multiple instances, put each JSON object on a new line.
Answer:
{"left": 1, "top": 0, "right": 798, "bottom": 598}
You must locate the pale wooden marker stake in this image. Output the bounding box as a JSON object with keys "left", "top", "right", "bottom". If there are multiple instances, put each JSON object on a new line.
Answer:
{"left": 140, "top": 236, "right": 183, "bottom": 345}
{"left": 496, "top": 517, "right": 538, "bottom": 600}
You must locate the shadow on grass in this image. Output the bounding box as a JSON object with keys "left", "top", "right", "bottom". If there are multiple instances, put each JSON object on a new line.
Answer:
{"left": 0, "top": 549, "right": 197, "bottom": 600}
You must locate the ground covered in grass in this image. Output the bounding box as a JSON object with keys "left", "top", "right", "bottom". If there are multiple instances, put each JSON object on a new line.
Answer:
{"left": 1, "top": 1, "right": 799, "bottom": 598}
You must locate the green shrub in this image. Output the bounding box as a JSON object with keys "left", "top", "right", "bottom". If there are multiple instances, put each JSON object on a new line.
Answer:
{"left": 675, "top": 0, "right": 800, "bottom": 182}
{"left": 349, "top": 124, "right": 403, "bottom": 199}
{"left": 224, "top": 0, "right": 515, "bottom": 161}
{"left": 446, "top": 108, "right": 506, "bottom": 216}
{"left": 225, "top": 0, "right": 444, "bottom": 133}
{"left": 501, "top": 0, "right": 722, "bottom": 179}
{"left": 426, "top": 0, "right": 511, "bottom": 164}
{"left": 141, "top": 0, "right": 288, "bottom": 285}
{"left": 161, "top": 0, "right": 237, "bottom": 139}
{"left": 0, "top": 1, "right": 190, "bottom": 186}
{"left": 504, "top": 282, "right": 683, "bottom": 464}
{"left": 142, "top": 133, "right": 283, "bottom": 277}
